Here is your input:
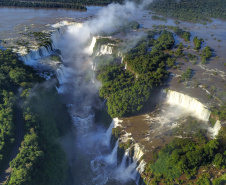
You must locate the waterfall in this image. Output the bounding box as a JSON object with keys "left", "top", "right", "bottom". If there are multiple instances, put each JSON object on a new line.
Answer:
{"left": 19, "top": 27, "right": 65, "bottom": 66}
{"left": 133, "top": 144, "right": 144, "bottom": 162}
{"left": 96, "top": 45, "right": 113, "bottom": 56}
{"left": 115, "top": 142, "right": 146, "bottom": 184}
{"left": 103, "top": 118, "right": 146, "bottom": 184}
{"left": 88, "top": 36, "right": 97, "bottom": 54}
{"left": 208, "top": 120, "right": 222, "bottom": 138}
{"left": 18, "top": 20, "right": 141, "bottom": 184}
{"left": 20, "top": 45, "right": 52, "bottom": 65}
{"left": 55, "top": 64, "right": 72, "bottom": 85}
{"left": 51, "top": 28, "right": 64, "bottom": 50}
{"left": 51, "top": 20, "right": 83, "bottom": 29}
{"left": 118, "top": 148, "right": 130, "bottom": 170}
{"left": 104, "top": 141, "right": 118, "bottom": 165}
{"left": 104, "top": 120, "right": 114, "bottom": 146}
{"left": 166, "top": 90, "right": 211, "bottom": 121}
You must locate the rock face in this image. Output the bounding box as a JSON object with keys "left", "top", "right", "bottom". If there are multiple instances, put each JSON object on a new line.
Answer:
{"left": 110, "top": 118, "right": 147, "bottom": 184}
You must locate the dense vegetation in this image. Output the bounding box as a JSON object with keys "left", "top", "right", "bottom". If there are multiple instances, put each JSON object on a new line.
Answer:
{"left": 151, "top": 15, "right": 167, "bottom": 22}
{"left": 171, "top": 27, "right": 191, "bottom": 42}
{"left": 193, "top": 36, "right": 203, "bottom": 51}
{"left": 153, "top": 25, "right": 191, "bottom": 42}
{"left": 0, "top": 0, "right": 87, "bottom": 10}
{"left": 143, "top": 117, "right": 226, "bottom": 184}
{"left": 149, "top": 0, "right": 226, "bottom": 22}
{"left": 211, "top": 103, "right": 226, "bottom": 122}
{"left": 0, "top": 49, "right": 71, "bottom": 185}
{"left": 21, "top": 0, "right": 124, "bottom": 5}
{"left": 28, "top": 32, "right": 51, "bottom": 47}
{"left": 200, "top": 46, "right": 212, "bottom": 63}
{"left": 0, "top": 49, "right": 41, "bottom": 171}
{"left": 7, "top": 84, "right": 71, "bottom": 185}
{"left": 96, "top": 30, "right": 174, "bottom": 117}
{"left": 178, "top": 67, "right": 192, "bottom": 82}
{"left": 0, "top": 0, "right": 124, "bottom": 9}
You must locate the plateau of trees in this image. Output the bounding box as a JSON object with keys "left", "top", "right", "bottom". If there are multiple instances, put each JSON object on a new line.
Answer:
{"left": 148, "top": 0, "right": 226, "bottom": 22}
{"left": 153, "top": 25, "right": 191, "bottom": 42}
{"left": 200, "top": 46, "right": 212, "bottom": 63}
{"left": 96, "top": 30, "right": 174, "bottom": 117}
{"left": 0, "top": 49, "right": 41, "bottom": 171}
{"left": 151, "top": 15, "right": 167, "bottom": 22}
{"left": 211, "top": 103, "right": 226, "bottom": 121}
{"left": 27, "top": 32, "right": 51, "bottom": 47}
{"left": 178, "top": 67, "right": 192, "bottom": 82}
{"left": 172, "top": 27, "right": 191, "bottom": 42}
{"left": 7, "top": 84, "right": 71, "bottom": 185}
{"left": 193, "top": 36, "right": 203, "bottom": 51}
{"left": 144, "top": 119, "right": 226, "bottom": 184}
{"left": 0, "top": 49, "right": 71, "bottom": 185}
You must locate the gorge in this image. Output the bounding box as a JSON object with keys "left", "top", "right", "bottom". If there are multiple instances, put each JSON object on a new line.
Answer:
{"left": 0, "top": 1, "right": 226, "bottom": 185}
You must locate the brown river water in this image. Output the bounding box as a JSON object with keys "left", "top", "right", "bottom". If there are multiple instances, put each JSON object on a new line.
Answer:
{"left": 0, "top": 5, "right": 225, "bottom": 185}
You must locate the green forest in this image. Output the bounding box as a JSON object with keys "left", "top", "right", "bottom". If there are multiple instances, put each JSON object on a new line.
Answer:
{"left": 0, "top": 0, "right": 87, "bottom": 10}
{"left": 143, "top": 115, "right": 226, "bottom": 185}
{"left": 149, "top": 0, "right": 226, "bottom": 22}
{"left": 21, "top": 0, "right": 124, "bottom": 5}
{"left": 0, "top": 50, "right": 71, "bottom": 185}
{"left": 96, "top": 30, "right": 174, "bottom": 117}
{"left": 0, "top": 0, "right": 124, "bottom": 9}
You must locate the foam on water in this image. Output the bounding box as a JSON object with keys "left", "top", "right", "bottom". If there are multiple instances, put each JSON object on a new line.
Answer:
{"left": 19, "top": 19, "right": 144, "bottom": 184}
{"left": 208, "top": 120, "right": 222, "bottom": 138}
{"left": 96, "top": 45, "right": 113, "bottom": 56}
{"left": 166, "top": 90, "right": 211, "bottom": 121}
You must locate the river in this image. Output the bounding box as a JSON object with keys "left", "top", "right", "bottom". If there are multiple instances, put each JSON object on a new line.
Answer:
{"left": 1, "top": 4, "right": 226, "bottom": 185}
{"left": 1, "top": 5, "right": 138, "bottom": 185}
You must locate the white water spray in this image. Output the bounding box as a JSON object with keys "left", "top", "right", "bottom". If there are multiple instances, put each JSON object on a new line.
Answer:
{"left": 166, "top": 90, "right": 211, "bottom": 121}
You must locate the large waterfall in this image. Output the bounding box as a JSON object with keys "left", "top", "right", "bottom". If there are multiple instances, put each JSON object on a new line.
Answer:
{"left": 88, "top": 36, "right": 115, "bottom": 56}
{"left": 96, "top": 44, "right": 113, "bottom": 55}
{"left": 18, "top": 20, "right": 143, "bottom": 184}
{"left": 19, "top": 28, "right": 64, "bottom": 65}
{"left": 98, "top": 118, "right": 146, "bottom": 184}
{"left": 88, "top": 36, "right": 97, "bottom": 54}
{"left": 165, "top": 90, "right": 222, "bottom": 138}
{"left": 166, "top": 90, "right": 211, "bottom": 121}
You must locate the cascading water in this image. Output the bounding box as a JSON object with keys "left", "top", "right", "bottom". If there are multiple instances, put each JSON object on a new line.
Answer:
{"left": 165, "top": 90, "right": 211, "bottom": 121}
{"left": 163, "top": 90, "right": 222, "bottom": 137}
{"left": 97, "top": 45, "right": 113, "bottom": 56}
{"left": 208, "top": 120, "right": 222, "bottom": 138}
{"left": 88, "top": 36, "right": 97, "bottom": 54}
{"left": 19, "top": 19, "right": 143, "bottom": 184}
{"left": 91, "top": 118, "right": 146, "bottom": 185}
{"left": 19, "top": 27, "right": 65, "bottom": 66}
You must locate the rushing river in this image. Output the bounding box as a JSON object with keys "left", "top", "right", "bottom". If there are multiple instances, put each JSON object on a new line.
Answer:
{"left": 1, "top": 4, "right": 226, "bottom": 185}
{"left": 1, "top": 5, "right": 139, "bottom": 185}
